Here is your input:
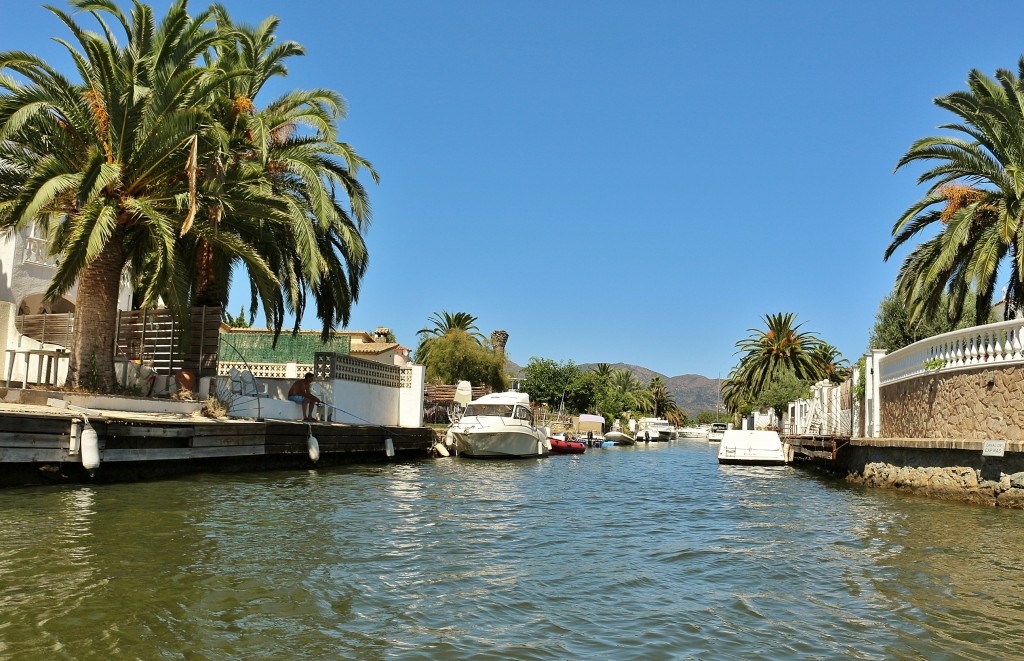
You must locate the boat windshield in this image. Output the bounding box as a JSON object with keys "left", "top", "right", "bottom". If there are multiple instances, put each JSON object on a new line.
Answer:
{"left": 711, "top": 423, "right": 727, "bottom": 431}
{"left": 464, "top": 404, "right": 514, "bottom": 417}
{"left": 512, "top": 405, "right": 534, "bottom": 424}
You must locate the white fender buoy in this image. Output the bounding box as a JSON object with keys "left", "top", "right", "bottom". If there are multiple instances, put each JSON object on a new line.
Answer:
{"left": 81, "top": 423, "right": 100, "bottom": 471}
{"left": 432, "top": 442, "right": 450, "bottom": 457}
{"left": 307, "top": 432, "right": 320, "bottom": 462}
{"left": 384, "top": 437, "right": 395, "bottom": 457}
{"left": 445, "top": 428, "right": 454, "bottom": 447}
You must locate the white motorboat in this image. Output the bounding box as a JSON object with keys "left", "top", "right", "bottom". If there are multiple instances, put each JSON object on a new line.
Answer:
{"left": 717, "top": 430, "right": 790, "bottom": 465}
{"left": 446, "top": 391, "right": 550, "bottom": 458}
{"left": 677, "top": 426, "right": 707, "bottom": 438}
{"left": 707, "top": 422, "right": 728, "bottom": 443}
{"left": 635, "top": 417, "right": 676, "bottom": 442}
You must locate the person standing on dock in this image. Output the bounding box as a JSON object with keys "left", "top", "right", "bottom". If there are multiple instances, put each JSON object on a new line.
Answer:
{"left": 288, "top": 373, "right": 323, "bottom": 421}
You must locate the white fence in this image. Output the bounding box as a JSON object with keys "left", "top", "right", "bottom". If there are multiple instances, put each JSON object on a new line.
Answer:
{"left": 879, "top": 318, "right": 1024, "bottom": 386}
{"left": 216, "top": 356, "right": 425, "bottom": 428}
{"left": 787, "top": 380, "right": 852, "bottom": 436}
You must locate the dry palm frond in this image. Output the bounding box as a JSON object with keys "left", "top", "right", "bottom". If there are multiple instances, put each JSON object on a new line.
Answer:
{"left": 181, "top": 134, "right": 199, "bottom": 236}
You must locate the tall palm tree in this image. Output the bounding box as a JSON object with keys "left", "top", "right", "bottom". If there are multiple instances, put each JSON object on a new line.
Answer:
{"left": 720, "top": 372, "right": 749, "bottom": 414}
{"left": 608, "top": 369, "right": 654, "bottom": 414}
{"left": 417, "top": 311, "right": 485, "bottom": 341}
{"left": 733, "top": 312, "right": 821, "bottom": 398}
{"left": 165, "top": 7, "right": 376, "bottom": 340}
{"left": 0, "top": 0, "right": 232, "bottom": 389}
{"left": 810, "top": 343, "right": 850, "bottom": 385}
{"left": 414, "top": 311, "right": 486, "bottom": 364}
{"left": 885, "top": 59, "right": 1024, "bottom": 324}
{"left": 648, "top": 376, "right": 685, "bottom": 425}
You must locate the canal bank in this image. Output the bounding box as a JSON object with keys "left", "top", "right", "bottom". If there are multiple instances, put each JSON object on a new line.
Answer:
{"left": 786, "top": 434, "right": 1024, "bottom": 508}
{"left": 0, "top": 396, "right": 434, "bottom": 487}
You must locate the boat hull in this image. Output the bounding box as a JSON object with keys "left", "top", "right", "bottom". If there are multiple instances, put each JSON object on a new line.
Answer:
{"left": 452, "top": 428, "right": 549, "bottom": 458}
{"left": 549, "top": 438, "right": 586, "bottom": 454}
{"left": 717, "top": 457, "right": 787, "bottom": 466}
{"left": 717, "top": 430, "right": 788, "bottom": 465}
{"left": 605, "top": 431, "right": 634, "bottom": 445}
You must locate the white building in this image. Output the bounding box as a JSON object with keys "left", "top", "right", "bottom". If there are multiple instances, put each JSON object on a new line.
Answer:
{"left": 1, "top": 223, "right": 131, "bottom": 388}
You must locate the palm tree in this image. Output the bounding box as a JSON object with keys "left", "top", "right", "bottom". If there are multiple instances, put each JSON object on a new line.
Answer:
{"left": 592, "top": 363, "right": 614, "bottom": 381}
{"left": 166, "top": 7, "right": 377, "bottom": 340}
{"left": 417, "top": 310, "right": 485, "bottom": 341}
{"left": 720, "top": 372, "right": 749, "bottom": 415}
{"left": 733, "top": 312, "right": 821, "bottom": 398}
{"left": 810, "top": 343, "right": 850, "bottom": 385}
{"left": 885, "top": 59, "right": 1024, "bottom": 324}
{"left": 648, "top": 376, "right": 685, "bottom": 425}
{"left": 0, "top": 0, "right": 232, "bottom": 389}
{"left": 608, "top": 369, "right": 653, "bottom": 414}
{"left": 414, "top": 311, "right": 486, "bottom": 364}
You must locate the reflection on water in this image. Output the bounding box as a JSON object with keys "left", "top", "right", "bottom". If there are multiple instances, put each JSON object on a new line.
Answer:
{"left": 2, "top": 443, "right": 1024, "bottom": 659}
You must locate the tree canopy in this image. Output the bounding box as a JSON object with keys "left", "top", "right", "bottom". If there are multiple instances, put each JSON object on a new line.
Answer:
{"left": 0, "top": 0, "right": 375, "bottom": 390}
{"left": 723, "top": 312, "right": 847, "bottom": 418}
{"left": 867, "top": 291, "right": 995, "bottom": 353}
{"left": 519, "top": 358, "right": 596, "bottom": 414}
{"left": 886, "top": 58, "right": 1024, "bottom": 325}
{"left": 421, "top": 330, "right": 506, "bottom": 391}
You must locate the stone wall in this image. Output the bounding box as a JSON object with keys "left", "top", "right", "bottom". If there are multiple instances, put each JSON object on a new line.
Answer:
{"left": 880, "top": 364, "right": 1024, "bottom": 440}
{"left": 835, "top": 445, "right": 1024, "bottom": 508}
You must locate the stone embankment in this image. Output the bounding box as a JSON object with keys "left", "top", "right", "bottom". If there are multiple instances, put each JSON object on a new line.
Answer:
{"left": 845, "top": 461, "right": 1024, "bottom": 508}
{"left": 834, "top": 443, "right": 1024, "bottom": 508}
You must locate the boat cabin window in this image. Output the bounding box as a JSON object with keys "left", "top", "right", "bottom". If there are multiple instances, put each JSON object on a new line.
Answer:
{"left": 464, "top": 404, "right": 514, "bottom": 417}
{"left": 711, "top": 423, "right": 728, "bottom": 431}
{"left": 512, "top": 406, "right": 533, "bottom": 424}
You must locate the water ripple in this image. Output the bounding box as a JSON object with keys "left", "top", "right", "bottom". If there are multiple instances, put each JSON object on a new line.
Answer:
{"left": 3, "top": 445, "right": 1024, "bottom": 658}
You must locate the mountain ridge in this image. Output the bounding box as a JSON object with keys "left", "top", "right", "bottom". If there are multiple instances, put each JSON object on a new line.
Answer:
{"left": 505, "top": 359, "right": 723, "bottom": 415}
{"left": 579, "top": 363, "right": 723, "bottom": 415}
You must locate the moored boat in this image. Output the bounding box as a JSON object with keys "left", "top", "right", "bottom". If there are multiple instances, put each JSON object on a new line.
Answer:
{"left": 707, "top": 422, "right": 728, "bottom": 443}
{"left": 446, "top": 391, "right": 550, "bottom": 458}
{"left": 717, "top": 430, "right": 789, "bottom": 465}
{"left": 604, "top": 430, "right": 635, "bottom": 445}
{"left": 635, "top": 417, "right": 675, "bottom": 442}
{"left": 549, "top": 434, "right": 587, "bottom": 454}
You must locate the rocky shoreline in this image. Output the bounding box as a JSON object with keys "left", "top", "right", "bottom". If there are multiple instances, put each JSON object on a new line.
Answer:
{"left": 846, "top": 462, "right": 1024, "bottom": 508}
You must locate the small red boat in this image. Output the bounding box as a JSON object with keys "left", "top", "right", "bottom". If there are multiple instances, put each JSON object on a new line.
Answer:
{"left": 548, "top": 436, "right": 586, "bottom": 454}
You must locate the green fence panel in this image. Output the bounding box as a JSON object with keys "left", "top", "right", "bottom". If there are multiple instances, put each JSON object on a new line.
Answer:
{"left": 219, "top": 332, "right": 351, "bottom": 364}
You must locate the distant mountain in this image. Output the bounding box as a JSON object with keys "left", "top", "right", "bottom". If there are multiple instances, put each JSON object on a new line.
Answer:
{"left": 505, "top": 359, "right": 722, "bottom": 415}
{"left": 580, "top": 363, "right": 722, "bottom": 416}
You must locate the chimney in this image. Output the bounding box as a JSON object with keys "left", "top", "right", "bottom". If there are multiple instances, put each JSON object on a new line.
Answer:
{"left": 373, "top": 327, "right": 391, "bottom": 343}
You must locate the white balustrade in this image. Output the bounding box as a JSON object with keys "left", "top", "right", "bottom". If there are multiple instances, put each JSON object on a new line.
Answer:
{"left": 22, "top": 237, "right": 59, "bottom": 267}
{"left": 878, "top": 319, "right": 1024, "bottom": 385}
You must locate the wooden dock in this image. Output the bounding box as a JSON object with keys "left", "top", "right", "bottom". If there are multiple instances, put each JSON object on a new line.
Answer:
{"left": 0, "top": 406, "right": 435, "bottom": 486}
{"left": 783, "top": 433, "right": 852, "bottom": 462}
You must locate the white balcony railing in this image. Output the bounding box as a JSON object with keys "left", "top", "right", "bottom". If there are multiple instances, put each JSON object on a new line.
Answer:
{"left": 878, "top": 318, "right": 1024, "bottom": 385}
{"left": 22, "top": 237, "right": 58, "bottom": 267}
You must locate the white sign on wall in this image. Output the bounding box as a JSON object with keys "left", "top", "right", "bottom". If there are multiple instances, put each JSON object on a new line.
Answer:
{"left": 982, "top": 440, "right": 1006, "bottom": 457}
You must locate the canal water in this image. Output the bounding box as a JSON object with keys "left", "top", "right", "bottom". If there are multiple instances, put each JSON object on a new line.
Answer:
{"left": 2, "top": 440, "right": 1023, "bottom": 660}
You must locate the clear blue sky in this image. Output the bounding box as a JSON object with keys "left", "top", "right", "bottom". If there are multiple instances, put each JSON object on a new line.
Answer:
{"left": 5, "top": 1, "right": 1024, "bottom": 378}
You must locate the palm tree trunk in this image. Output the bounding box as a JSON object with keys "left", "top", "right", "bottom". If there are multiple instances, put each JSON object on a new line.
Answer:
{"left": 195, "top": 238, "right": 218, "bottom": 306}
{"left": 67, "top": 226, "right": 125, "bottom": 392}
